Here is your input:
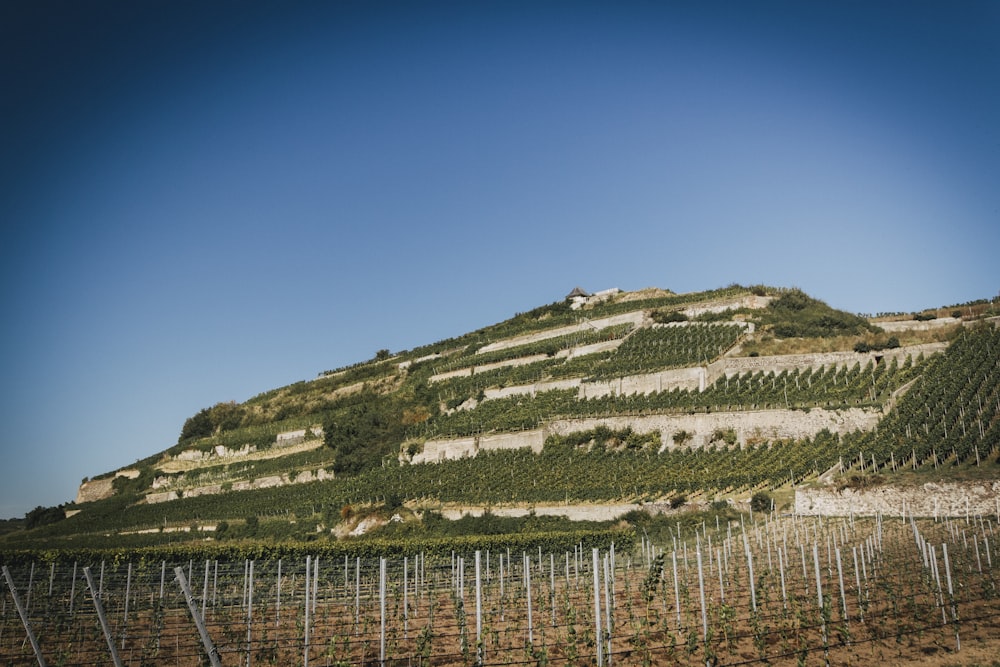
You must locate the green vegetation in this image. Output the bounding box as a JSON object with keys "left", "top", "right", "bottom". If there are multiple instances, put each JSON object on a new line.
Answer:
{"left": 848, "top": 324, "right": 1000, "bottom": 470}
{"left": 556, "top": 323, "right": 744, "bottom": 379}
{"left": 24, "top": 504, "right": 69, "bottom": 530}
{"left": 762, "top": 289, "right": 876, "bottom": 338}
{"left": 5, "top": 284, "right": 997, "bottom": 554}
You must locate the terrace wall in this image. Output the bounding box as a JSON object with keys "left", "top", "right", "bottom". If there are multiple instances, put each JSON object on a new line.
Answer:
{"left": 411, "top": 407, "right": 879, "bottom": 464}
{"left": 796, "top": 480, "right": 1000, "bottom": 517}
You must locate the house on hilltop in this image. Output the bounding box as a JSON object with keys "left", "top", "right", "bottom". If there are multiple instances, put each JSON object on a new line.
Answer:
{"left": 566, "top": 286, "right": 621, "bottom": 310}
{"left": 566, "top": 287, "right": 591, "bottom": 309}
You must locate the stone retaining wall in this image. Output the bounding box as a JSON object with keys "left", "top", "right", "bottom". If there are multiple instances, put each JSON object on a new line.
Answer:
{"left": 476, "top": 311, "right": 648, "bottom": 354}
{"left": 411, "top": 407, "right": 878, "bottom": 463}
{"left": 145, "top": 468, "right": 334, "bottom": 504}
{"left": 708, "top": 343, "right": 945, "bottom": 383}
{"left": 795, "top": 481, "right": 1000, "bottom": 518}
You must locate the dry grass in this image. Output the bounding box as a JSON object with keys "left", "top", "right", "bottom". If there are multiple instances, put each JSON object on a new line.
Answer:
{"left": 738, "top": 325, "right": 960, "bottom": 357}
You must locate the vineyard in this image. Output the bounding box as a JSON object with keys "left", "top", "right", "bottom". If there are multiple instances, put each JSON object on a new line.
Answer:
{"left": 5, "top": 326, "right": 994, "bottom": 544}
{"left": 4, "top": 286, "right": 1000, "bottom": 665}
{"left": 555, "top": 324, "right": 746, "bottom": 381}
{"left": 849, "top": 325, "right": 1000, "bottom": 471}
{"left": 4, "top": 512, "right": 1000, "bottom": 665}
{"left": 426, "top": 354, "right": 921, "bottom": 439}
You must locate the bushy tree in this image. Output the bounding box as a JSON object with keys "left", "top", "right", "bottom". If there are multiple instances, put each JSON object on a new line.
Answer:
{"left": 178, "top": 408, "right": 213, "bottom": 443}
{"left": 750, "top": 491, "right": 772, "bottom": 514}
{"left": 177, "top": 401, "right": 247, "bottom": 444}
{"left": 325, "top": 391, "right": 408, "bottom": 475}
{"left": 25, "top": 505, "right": 65, "bottom": 530}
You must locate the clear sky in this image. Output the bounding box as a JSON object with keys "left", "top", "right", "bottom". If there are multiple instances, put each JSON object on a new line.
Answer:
{"left": 1, "top": 1, "right": 997, "bottom": 519}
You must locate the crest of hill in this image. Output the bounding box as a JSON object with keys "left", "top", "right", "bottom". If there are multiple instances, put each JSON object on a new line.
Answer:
{"left": 96, "top": 284, "right": 977, "bottom": 481}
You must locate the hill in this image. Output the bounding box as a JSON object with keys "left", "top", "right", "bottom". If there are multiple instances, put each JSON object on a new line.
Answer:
{"left": 5, "top": 284, "right": 999, "bottom": 549}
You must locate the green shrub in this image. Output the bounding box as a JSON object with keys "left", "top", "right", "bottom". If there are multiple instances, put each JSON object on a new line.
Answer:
{"left": 750, "top": 492, "right": 772, "bottom": 514}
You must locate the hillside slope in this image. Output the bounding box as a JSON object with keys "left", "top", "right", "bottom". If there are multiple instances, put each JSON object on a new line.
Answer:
{"left": 8, "top": 285, "right": 1000, "bottom": 547}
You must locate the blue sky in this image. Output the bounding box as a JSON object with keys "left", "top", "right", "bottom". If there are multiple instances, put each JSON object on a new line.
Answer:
{"left": 1, "top": 1, "right": 997, "bottom": 519}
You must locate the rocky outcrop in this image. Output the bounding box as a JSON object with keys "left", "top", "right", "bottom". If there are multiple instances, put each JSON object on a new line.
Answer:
{"left": 74, "top": 469, "right": 140, "bottom": 504}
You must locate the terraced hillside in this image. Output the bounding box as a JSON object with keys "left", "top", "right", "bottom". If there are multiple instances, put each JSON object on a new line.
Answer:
{"left": 7, "top": 285, "right": 999, "bottom": 549}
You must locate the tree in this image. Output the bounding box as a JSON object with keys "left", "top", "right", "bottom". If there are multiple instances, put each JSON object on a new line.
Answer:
{"left": 178, "top": 408, "right": 213, "bottom": 444}
{"left": 750, "top": 492, "right": 772, "bottom": 514}
{"left": 25, "top": 505, "right": 65, "bottom": 530}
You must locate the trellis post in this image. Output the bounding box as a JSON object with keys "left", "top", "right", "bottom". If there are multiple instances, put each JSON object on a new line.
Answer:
{"left": 174, "top": 566, "right": 222, "bottom": 667}
{"left": 83, "top": 566, "right": 124, "bottom": 667}
{"left": 2, "top": 565, "right": 47, "bottom": 667}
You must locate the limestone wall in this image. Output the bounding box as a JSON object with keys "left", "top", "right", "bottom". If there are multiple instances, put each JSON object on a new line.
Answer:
{"left": 479, "top": 430, "right": 546, "bottom": 454}
{"left": 410, "top": 430, "right": 545, "bottom": 464}
{"left": 877, "top": 317, "right": 959, "bottom": 332}
{"left": 483, "top": 378, "right": 581, "bottom": 401}
{"left": 477, "top": 310, "right": 648, "bottom": 354}
{"left": 580, "top": 367, "right": 705, "bottom": 398}
{"left": 682, "top": 295, "right": 772, "bottom": 317}
{"left": 465, "top": 367, "right": 704, "bottom": 404}
{"left": 707, "top": 343, "right": 945, "bottom": 385}
{"left": 795, "top": 481, "right": 1000, "bottom": 518}
{"left": 76, "top": 477, "right": 115, "bottom": 504}
{"left": 430, "top": 367, "right": 473, "bottom": 383}
{"left": 74, "top": 469, "right": 140, "bottom": 504}
{"left": 563, "top": 338, "right": 626, "bottom": 359}
{"left": 547, "top": 408, "right": 879, "bottom": 450}
{"left": 413, "top": 436, "right": 478, "bottom": 464}
{"left": 145, "top": 468, "right": 334, "bottom": 505}
{"left": 413, "top": 407, "right": 878, "bottom": 464}
{"left": 474, "top": 354, "right": 551, "bottom": 374}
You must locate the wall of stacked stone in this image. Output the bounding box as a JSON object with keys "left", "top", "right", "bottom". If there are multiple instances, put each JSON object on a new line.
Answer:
{"left": 877, "top": 317, "right": 960, "bottom": 332}
{"left": 411, "top": 407, "right": 879, "bottom": 464}
{"left": 484, "top": 378, "right": 581, "bottom": 401}
{"left": 476, "top": 310, "right": 648, "bottom": 354}
{"left": 410, "top": 430, "right": 546, "bottom": 464}
{"left": 682, "top": 294, "right": 772, "bottom": 318}
{"left": 546, "top": 408, "right": 879, "bottom": 450}
{"left": 579, "top": 367, "right": 705, "bottom": 398}
{"left": 75, "top": 469, "right": 140, "bottom": 504}
{"left": 795, "top": 481, "right": 1000, "bottom": 518}
{"left": 706, "top": 343, "right": 946, "bottom": 385}
{"left": 145, "top": 468, "right": 334, "bottom": 505}
{"left": 563, "top": 338, "right": 626, "bottom": 359}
